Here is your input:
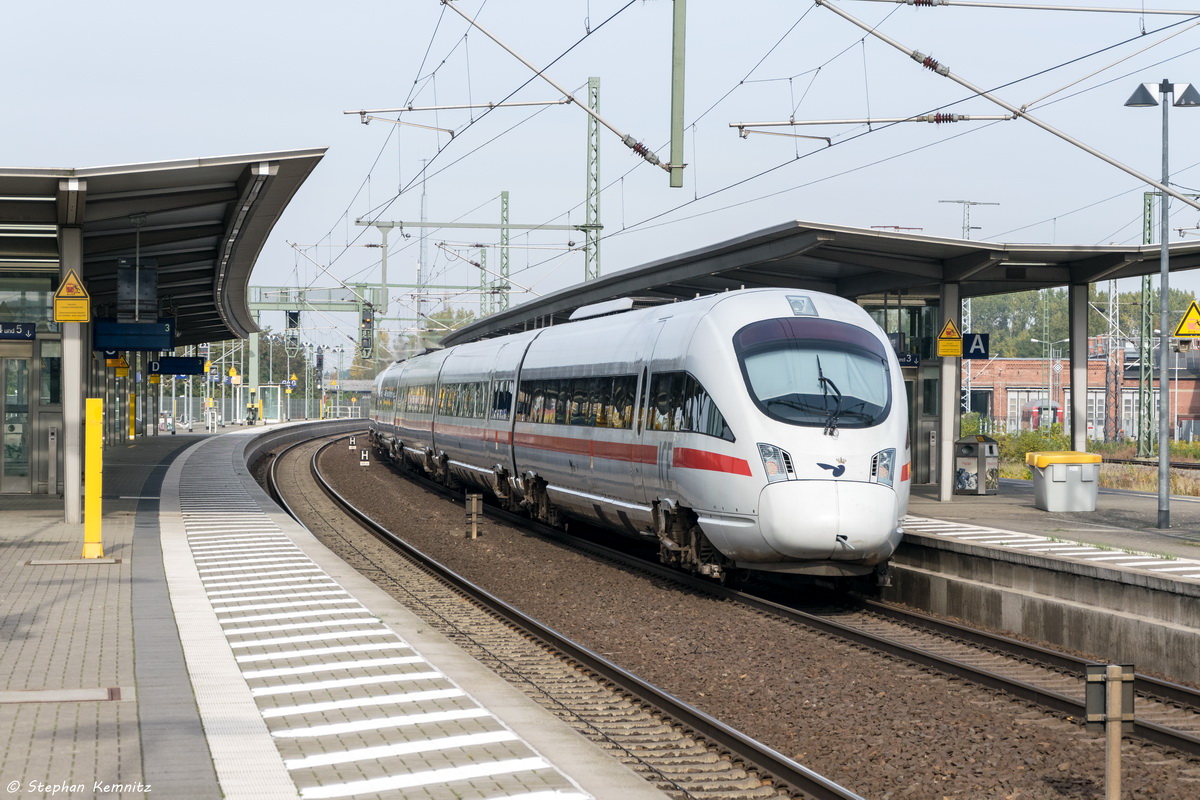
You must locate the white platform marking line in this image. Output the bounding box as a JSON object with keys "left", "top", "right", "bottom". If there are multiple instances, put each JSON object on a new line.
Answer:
{"left": 251, "top": 670, "right": 443, "bottom": 697}
{"left": 210, "top": 590, "right": 351, "bottom": 605}
{"left": 203, "top": 575, "right": 330, "bottom": 589}
{"left": 194, "top": 550, "right": 304, "bottom": 561}
{"left": 190, "top": 541, "right": 295, "bottom": 551}
{"left": 206, "top": 582, "right": 339, "bottom": 597}
{"left": 214, "top": 599, "right": 360, "bottom": 614}
{"left": 235, "top": 642, "right": 413, "bottom": 664}
{"left": 283, "top": 729, "right": 520, "bottom": 770}
{"left": 198, "top": 562, "right": 315, "bottom": 575}
{"left": 186, "top": 528, "right": 287, "bottom": 535}
{"left": 271, "top": 706, "right": 491, "bottom": 738}
{"left": 262, "top": 687, "right": 464, "bottom": 718}
{"left": 228, "top": 629, "right": 396, "bottom": 649}
{"left": 195, "top": 556, "right": 312, "bottom": 568}
{"left": 223, "top": 618, "right": 382, "bottom": 636}
{"left": 217, "top": 607, "right": 366, "bottom": 623}
{"left": 296, "top": 757, "right": 552, "bottom": 799}
{"left": 243, "top": 656, "right": 425, "bottom": 679}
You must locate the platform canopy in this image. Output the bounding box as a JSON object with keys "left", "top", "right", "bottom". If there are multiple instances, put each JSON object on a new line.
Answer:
{"left": 443, "top": 219, "right": 1200, "bottom": 346}
{"left": 0, "top": 148, "right": 325, "bottom": 346}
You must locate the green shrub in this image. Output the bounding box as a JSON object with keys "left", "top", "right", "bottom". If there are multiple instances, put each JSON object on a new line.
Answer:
{"left": 994, "top": 425, "right": 1072, "bottom": 462}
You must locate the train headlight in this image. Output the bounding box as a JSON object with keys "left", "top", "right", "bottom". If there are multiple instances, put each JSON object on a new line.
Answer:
{"left": 870, "top": 448, "right": 896, "bottom": 488}
{"left": 758, "top": 443, "right": 795, "bottom": 483}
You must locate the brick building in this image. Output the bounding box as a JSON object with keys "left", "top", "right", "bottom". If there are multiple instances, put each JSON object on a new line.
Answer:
{"left": 965, "top": 339, "right": 1200, "bottom": 441}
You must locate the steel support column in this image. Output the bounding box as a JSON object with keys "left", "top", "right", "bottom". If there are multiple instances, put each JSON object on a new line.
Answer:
{"left": 1069, "top": 284, "right": 1090, "bottom": 452}
{"left": 938, "top": 282, "right": 961, "bottom": 502}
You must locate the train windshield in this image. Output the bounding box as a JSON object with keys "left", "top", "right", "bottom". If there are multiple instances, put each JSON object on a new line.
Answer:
{"left": 734, "top": 317, "right": 891, "bottom": 430}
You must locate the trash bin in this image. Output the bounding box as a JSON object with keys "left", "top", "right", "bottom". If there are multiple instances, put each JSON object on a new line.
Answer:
{"left": 955, "top": 435, "right": 1000, "bottom": 495}
{"left": 1025, "top": 451, "right": 1102, "bottom": 512}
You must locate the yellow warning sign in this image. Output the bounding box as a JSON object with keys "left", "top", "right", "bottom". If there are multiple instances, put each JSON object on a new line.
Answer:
{"left": 53, "top": 269, "right": 91, "bottom": 323}
{"left": 55, "top": 269, "right": 89, "bottom": 299}
{"left": 937, "top": 318, "right": 962, "bottom": 340}
{"left": 1174, "top": 300, "right": 1200, "bottom": 338}
{"left": 936, "top": 318, "right": 963, "bottom": 357}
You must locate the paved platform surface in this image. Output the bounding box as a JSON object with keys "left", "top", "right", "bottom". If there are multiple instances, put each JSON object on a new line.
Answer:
{"left": 909, "top": 479, "right": 1200, "bottom": 563}
{"left": 0, "top": 426, "right": 667, "bottom": 800}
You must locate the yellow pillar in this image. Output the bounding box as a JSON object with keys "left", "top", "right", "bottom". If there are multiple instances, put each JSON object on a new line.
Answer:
{"left": 82, "top": 398, "right": 104, "bottom": 558}
{"left": 128, "top": 390, "right": 136, "bottom": 440}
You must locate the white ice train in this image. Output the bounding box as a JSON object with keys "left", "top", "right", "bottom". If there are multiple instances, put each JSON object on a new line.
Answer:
{"left": 369, "top": 288, "right": 910, "bottom": 582}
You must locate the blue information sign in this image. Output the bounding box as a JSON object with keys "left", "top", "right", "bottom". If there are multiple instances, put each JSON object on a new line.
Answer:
{"left": 0, "top": 322, "right": 36, "bottom": 340}
{"left": 148, "top": 356, "right": 205, "bottom": 375}
{"left": 93, "top": 319, "right": 175, "bottom": 351}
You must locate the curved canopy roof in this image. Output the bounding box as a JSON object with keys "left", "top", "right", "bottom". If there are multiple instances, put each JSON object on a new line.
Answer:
{"left": 444, "top": 219, "right": 1200, "bottom": 346}
{"left": 0, "top": 148, "right": 325, "bottom": 346}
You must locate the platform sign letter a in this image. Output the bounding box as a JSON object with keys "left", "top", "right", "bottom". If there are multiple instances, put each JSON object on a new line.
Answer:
{"left": 963, "top": 333, "right": 990, "bottom": 360}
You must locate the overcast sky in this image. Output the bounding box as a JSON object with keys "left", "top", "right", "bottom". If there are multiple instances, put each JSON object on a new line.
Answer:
{"left": 6, "top": 1, "right": 1200, "bottom": 348}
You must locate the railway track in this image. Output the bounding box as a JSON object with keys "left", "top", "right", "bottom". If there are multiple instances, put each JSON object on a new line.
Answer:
{"left": 1104, "top": 456, "right": 1200, "bottom": 471}
{"left": 308, "top": 432, "right": 1200, "bottom": 762}
{"left": 267, "top": 433, "right": 864, "bottom": 800}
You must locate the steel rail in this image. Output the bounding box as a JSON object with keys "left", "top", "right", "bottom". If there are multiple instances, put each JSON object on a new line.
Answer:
{"left": 365, "top": 451, "right": 1200, "bottom": 758}
{"left": 299, "top": 435, "right": 866, "bottom": 800}
{"left": 272, "top": 432, "right": 1200, "bottom": 764}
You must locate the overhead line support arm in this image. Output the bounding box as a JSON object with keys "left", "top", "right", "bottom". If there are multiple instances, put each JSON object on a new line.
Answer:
{"left": 813, "top": 0, "right": 1200, "bottom": 215}
{"left": 439, "top": 0, "right": 673, "bottom": 174}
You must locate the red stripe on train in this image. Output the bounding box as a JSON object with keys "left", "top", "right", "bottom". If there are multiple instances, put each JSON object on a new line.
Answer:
{"left": 412, "top": 422, "right": 753, "bottom": 477}
{"left": 672, "top": 447, "right": 753, "bottom": 476}
{"left": 513, "top": 431, "right": 657, "bottom": 464}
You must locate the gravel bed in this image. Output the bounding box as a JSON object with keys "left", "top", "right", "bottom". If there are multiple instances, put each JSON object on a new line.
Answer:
{"left": 317, "top": 447, "right": 1200, "bottom": 799}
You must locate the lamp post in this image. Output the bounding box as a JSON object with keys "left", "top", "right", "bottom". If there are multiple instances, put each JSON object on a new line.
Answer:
{"left": 1126, "top": 79, "right": 1200, "bottom": 528}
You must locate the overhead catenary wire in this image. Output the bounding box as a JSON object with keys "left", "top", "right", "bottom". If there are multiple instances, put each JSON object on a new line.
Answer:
{"left": 516, "top": 10, "right": 1200, "bottom": 286}
{"left": 850, "top": 0, "right": 1200, "bottom": 15}
{"left": 438, "top": 0, "right": 669, "bottom": 171}
{"left": 813, "top": 0, "right": 1200, "bottom": 213}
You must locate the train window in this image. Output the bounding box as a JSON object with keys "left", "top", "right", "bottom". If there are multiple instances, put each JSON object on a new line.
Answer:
{"left": 491, "top": 380, "right": 513, "bottom": 420}
{"left": 735, "top": 317, "right": 891, "bottom": 429}
{"left": 515, "top": 376, "right": 637, "bottom": 429}
{"left": 515, "top": 384, "right": 532, "bottom": 421}
{"left": 646, "top": 371, "right": 734, "bottom": 441}
{"left": 611, "top": 376, "right": 636, "bottom": 429}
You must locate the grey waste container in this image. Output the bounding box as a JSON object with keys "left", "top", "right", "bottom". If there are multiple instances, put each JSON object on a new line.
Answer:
{"left": 954, "top": 435, "right": 999, "bottom": 495}
{"left": 1025, "top": 451, "right": 1102, "bottom": 512}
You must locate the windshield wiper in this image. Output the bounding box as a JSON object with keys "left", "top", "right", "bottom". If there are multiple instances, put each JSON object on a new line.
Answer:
{"left": 816, "top": 356, "right": 843, "bottom": 436}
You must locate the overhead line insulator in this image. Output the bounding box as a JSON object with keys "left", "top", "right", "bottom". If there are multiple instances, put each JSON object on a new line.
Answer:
{"left": 912, "top": 50, "right": 950, "bottom": 76}
{"left": 623, "top": 135, "right": 662, "bottom": 166}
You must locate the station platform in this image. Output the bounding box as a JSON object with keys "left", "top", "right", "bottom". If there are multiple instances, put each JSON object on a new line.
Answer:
{"left": 908, "top": 479, "right": 1200, "bottom": 568}
{"left": 0, "top": 424, "right": 667, "bottom": 800}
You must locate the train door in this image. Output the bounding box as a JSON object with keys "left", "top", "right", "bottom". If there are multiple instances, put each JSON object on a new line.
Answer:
{"left": 631, "top": 320, "right": 667, "bottom": 506}
{"left": 1, "top": 344, "right": 32, "bottom": 493}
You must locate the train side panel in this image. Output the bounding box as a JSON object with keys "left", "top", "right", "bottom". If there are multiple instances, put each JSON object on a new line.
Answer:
{"left": 432, "top": 332, "right": 539, "bottom": 493}
{"left": 511, "top": 308, "right": 674, "bottom": 533}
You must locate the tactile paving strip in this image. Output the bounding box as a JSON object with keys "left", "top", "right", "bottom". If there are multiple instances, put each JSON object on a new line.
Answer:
{"left": 903, "top": 515, "right": 1200, "bottom": 580}
{"left": 163, "top": 435, "right": 591, "bottom": 800}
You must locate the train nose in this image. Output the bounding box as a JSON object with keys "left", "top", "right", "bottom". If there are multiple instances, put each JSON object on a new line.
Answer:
{"left": 757, "top": 480, "right": 902, "bottom": 564}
